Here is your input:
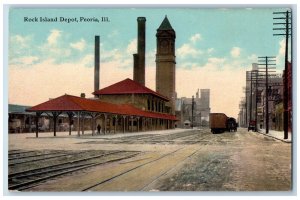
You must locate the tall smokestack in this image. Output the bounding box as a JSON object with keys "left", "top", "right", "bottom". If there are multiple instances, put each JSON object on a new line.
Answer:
{"left": 94, "top": 35, "right": 100, "bottom": 95}
{"left": 133, "top": 53, "right": 139, "bottom": 82}
{"left": 135, "top": 17, "right": 146, "bottom": 85}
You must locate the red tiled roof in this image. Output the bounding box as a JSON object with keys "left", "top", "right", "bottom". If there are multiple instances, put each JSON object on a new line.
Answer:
{"left": 93, "top": 78, "right": 169, "bottom": 101}
{"left": 26, "top": 94, "right": 177, "bottom": 120}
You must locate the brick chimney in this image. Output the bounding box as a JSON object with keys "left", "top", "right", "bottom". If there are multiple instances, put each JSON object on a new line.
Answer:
{"left": 94, "top": 35, "right": 100, "bottom": 95}
{"left": 133, "top": 17, "right": 146, "bottom": 86}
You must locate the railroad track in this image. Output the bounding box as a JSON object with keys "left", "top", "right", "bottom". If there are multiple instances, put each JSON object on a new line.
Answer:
{"left": 9, "top": 151, "right": 66, "bottom": 161}
{"left": 80, "top": 146, "right": 205, "bottom": 191}
{"left": 9, "top": 150, "right": 116, "bottom": 171}
{"left": 79, "top": 130, "right": 212, "bottom": 145}
{"left": 8, "top": 150, "right": 140, "bottom": 191}
{"left": 8, "top": 130, "right": 217, "bottom": 191}
{"left": 141, "top": 131, "right": 198, "bottom": 141}
{"left": 110, "top": 134, "right": 160, "bottom": 141}
{"left": 81, "top": 131, "right": 203, "bottom": 145}
{"left": 9, "top": 153, "right": 71, "bottom": 166}
{"left": 9, "top": 150, "right": 37, "bottom": 156}
{"left": 140, "top": 147, "right": 202, "bottom": 191}
{"left": 81, "top": 147, "right": 185, "bottom": 191}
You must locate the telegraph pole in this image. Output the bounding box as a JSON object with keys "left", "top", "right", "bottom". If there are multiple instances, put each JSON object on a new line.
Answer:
{"left": 245, "top": 89, "right": 248, "bottom": 126}
{"left": 246, "top": 71, "right": 255, "bottom": 127}
{"left": 191, "top": 95, "right": 194, "bottom": 128}
{"left": 243, "top": 86, "right": 248, "bottom": 127}
{"left": 245, "top": 71, "right": 252, "bottom": 127}
{"left": 273, "top": 10, "right": 291, "bottom": 139}
{"left": 254, "top": 70, "right": 258, "bottom": 132}
{"left": 258, "top": 56, "right": 276, "bottom": 134}
{"left": 199, "top": 112, "right": 202, "bottom": 127}
{"left": 246, "top": 70, "right": 260, "bottom": 132}
{"left": 249, "top": 72, "right": 253, "bottom": 123}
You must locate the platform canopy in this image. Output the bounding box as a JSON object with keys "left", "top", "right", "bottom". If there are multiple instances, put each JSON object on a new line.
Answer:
{"left": 26, "top": 94, "right": 177, "bottom": 120}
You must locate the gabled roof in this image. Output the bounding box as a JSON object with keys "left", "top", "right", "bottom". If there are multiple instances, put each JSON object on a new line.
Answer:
{"left": 158, "top": 16, "right": 174, "bottom": 30}
{"left": 93, "top": 78, "right": 169, "bottom": 101}
{"left": 26, "top": 94, "right": 177, "bottom": 120}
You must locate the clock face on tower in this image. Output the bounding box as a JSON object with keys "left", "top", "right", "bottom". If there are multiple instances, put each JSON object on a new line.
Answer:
{"left": 160, "top": 40, "right": 169, "bottom": 53}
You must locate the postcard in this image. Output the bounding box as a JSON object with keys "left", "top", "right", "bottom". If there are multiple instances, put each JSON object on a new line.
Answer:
{"left": 6, "top": 6, "right": 293, "bottom": 193}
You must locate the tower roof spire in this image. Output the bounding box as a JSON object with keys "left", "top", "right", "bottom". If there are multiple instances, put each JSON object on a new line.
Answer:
{"left": 158, "top": 15, "right": 174, "bottom": 30}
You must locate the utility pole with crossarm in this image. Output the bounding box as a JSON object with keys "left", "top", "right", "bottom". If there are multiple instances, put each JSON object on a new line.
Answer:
{"left": 258, "top": 56, "right": 276, "bottom": 134}
{"left": 273, "top": 10, "right": 292, "bottom": 139}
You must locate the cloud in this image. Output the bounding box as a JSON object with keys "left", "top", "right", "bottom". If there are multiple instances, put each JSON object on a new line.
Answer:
{"left": 80, "top": 54, "right": 93, "bottom": 67}
{"left": 10, "top": 35, "right": 32, "bottom": 48}
{"left": 190, "top": 33, "right": 202, "bottom": 43}
{"left": 39, "top": 29, "right": 71, "bottom": 58}
{"left": 230, "top": 47, "right": 241, "bottom": 58}
{"left": 275, "top": 38, "right": 292, "bottom": 70}
{"left": 247, "top": 54, "right": 257, "bottom": 62}
{"left": 276, "top": 39, "right": 287, "bottom": 69}
{"left": 102, "top": 48, "right": 124, "bottom": 62}
{"left": 207, "top": 48, "right": 214, "bottom": 54}
{"left": 126, "top": 39, "right": 137, "bottom": 54}
{"left": 9, "top": 35, "right": 34, "bottom": 58}
{"left": 278, "top": 39, "right": 285, "bottom": 56}
{"left": 108, "top": 30, "right": 119, "bottom": 38}
{"left": 11, "top": 56, "right": 39, "bottom": 65}
{"left": 207, "top": 57, "right": 225, "bottom": 65}
{"left": 176, "top": 33, "right": 205, "bottom": 60}
{"left": 70, "top": 39, "right": 86, "bottom": 51}
{"left": 47, "top": 29, "right": 62, "bottom": 46}
{"left": 177, "top": 43, "right": 203, "bottom": 58}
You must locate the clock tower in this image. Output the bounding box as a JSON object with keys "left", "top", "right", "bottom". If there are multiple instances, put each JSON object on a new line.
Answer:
{"left": 156, "top": 16, "right": 176, "bottom": 115}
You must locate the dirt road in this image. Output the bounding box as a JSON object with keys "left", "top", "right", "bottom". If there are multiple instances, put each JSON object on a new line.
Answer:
{"left": 8, "top": 128, "right": 291, "bottom": 191}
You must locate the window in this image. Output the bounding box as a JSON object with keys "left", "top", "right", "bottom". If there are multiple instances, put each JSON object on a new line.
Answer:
{"left": 152, "top": 101, "right": 154, "bottom": 111}
{"left": 158, "top": 102, "right": 160, "bottom": 112}
{"left": 148, "top": 99, "right": 150, "bottom": 110}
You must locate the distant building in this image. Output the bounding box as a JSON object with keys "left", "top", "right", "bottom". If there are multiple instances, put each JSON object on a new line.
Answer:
{"left": 237, "top": 97, "right": 246, "bottom": 127}
{"left": 9, "top": 104, "right": 33, "bottom": 133}
{"left": 9, "top": 104, "right": 75, "bottom": 133}
{"left": 9, "top": 104, "right": 53, "bottom": 133}
{"left": 243, "top": 63, "right": 284, "bottom": 131}
{"left": 259, "top": 74, "right": 283, "bottom": 131}
{"left": 175, "top": 89, "right": 210, "bottom": 128}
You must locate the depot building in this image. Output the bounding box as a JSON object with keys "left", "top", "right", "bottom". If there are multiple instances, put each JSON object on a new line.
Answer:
{"left": 27, "top": 16, "right": 178, "bottom": 137}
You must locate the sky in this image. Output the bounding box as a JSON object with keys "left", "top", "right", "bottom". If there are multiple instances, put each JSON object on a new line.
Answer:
{"left": 8, "top": 7, "right": 291, "bottom": 118}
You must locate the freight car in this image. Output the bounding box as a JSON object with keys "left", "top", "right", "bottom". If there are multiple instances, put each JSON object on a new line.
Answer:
{"left": 209, "top": 113, "right": 237, "bottom": 134}
{"left": 227, "top": 117, "right": 237, "bottom": 132}
{"left": 209, "top": 113, "right": 228, "bottom": 133}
